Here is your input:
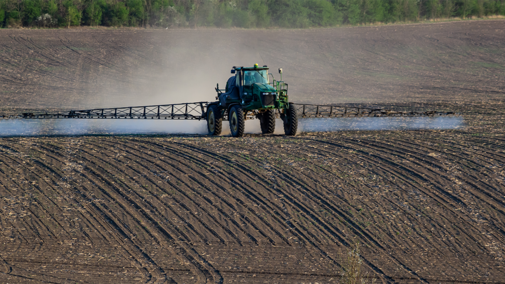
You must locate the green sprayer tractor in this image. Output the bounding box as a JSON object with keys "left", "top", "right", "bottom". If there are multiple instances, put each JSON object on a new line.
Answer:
{"left": 0, "top": 64, "right": 456, "bottom": 136}
{"left": 207, "top": 64, "right": 297, "bottom": 137}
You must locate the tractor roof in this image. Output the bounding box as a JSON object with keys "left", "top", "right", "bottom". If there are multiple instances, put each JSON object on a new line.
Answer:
{"left": 234, "top": 64, "right": 269, "bottom": 71}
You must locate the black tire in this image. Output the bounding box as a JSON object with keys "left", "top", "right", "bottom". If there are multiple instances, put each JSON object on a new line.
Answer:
{"left": 259, "top": 109, "right": 275, "bottom": 134}
{"left": 283, "top": 103, "right": 298, "bottom": 136}
{"left": 229, "top": 105, "right": 245, "bottom": 137}
{"left": 207, "top": 104, "right": 222, "bottom": 135}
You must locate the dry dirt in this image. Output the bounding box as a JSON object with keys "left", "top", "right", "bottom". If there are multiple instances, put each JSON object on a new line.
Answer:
{"left": 0, "top": 20, "right": 504, "bottom": 283}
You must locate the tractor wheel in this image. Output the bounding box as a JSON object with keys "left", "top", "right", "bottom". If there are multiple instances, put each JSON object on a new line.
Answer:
{"left": 260, "top": 109, "right": 275, "bottom": 134}
{"left": 229, "top": 105, "right": 245, "bottom": 137}
{"left": 283, "top": 103, "right": 298, "bottom": 136}
{"left": 207, "top": 104, "right": 222, "bottom": 136}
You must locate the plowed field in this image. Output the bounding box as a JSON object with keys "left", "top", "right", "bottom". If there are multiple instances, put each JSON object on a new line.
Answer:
{"left": 0, "top": 20, "right": 505, "bottom": 283}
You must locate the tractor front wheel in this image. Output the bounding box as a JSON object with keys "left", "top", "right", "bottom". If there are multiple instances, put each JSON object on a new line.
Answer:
{"left": 283, "top": 103, "right": 298, "bottom": 136}
{"left": 260, "top": 109, "right": 275, "bottom": 134}
{"left": 229, "top": 105, "right": 245, "bottom": 137}
{"left": 207, "top": 104, "right": 222, "bottom": 135}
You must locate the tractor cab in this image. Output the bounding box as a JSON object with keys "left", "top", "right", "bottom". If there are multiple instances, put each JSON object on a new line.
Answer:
{"left": 218, "top": 64, "right": 277, "bottom": 109}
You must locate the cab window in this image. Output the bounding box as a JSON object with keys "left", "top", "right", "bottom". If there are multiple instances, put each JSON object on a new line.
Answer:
{"left": 243, "top": 70, "right": 268, "bottom": 86}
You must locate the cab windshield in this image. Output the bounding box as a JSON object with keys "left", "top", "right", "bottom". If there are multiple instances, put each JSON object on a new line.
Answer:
{"left": 243, "top": 70, "right": 268, "bottom": 86}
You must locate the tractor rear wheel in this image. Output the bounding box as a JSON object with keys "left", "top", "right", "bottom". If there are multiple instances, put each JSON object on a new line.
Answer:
{"left": 283, "top": 103, "right": 298, "bottom": 136}
{"left": 229, "top": 105, "right": 245, "bottom": 137}
{"left": 207, "top": 104, "right": 222, "bottom": 135}
{"left": 260, "top": 110, "right": 275, "bottom": 134}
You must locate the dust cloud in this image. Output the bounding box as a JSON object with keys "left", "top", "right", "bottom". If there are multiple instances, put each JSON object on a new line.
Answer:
{"left": 81, "top": 30, "right": 279, "bottom": 135}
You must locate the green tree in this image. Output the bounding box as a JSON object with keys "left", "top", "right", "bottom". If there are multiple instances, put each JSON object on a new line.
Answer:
{"left": 215, "top": 1, "right": 233, "bottom": 27}
{"left": 441, "top": 0, "right": 454, "bottom": 17}
{"left": 104, "top": 2, "right": 128, "bottom": 26}
{"left": 23, "top": 0, "right": 42, "bottom": 25}
{"left": 233, "top": 8, "right": 252, "bottom": 27}
{"left": 45, "top": 0, "right": 57, "bottom": 15}
{"left": 127, "top": 0, "right": 144, "bottom": 26}
{"left": 0, "top": 8, "right": 4, "bottom": 27}
{"left": 149, "top": 0, "right": 173, "bottom": 27}
{"left": 403, "top": 0, "right": 419, "bottom": 20}
{"left": 248, "top": 0, "right": 270, "bottom": 27}
{"left": 63, "top": 0, "right": 82, "bottom": 27}
{"left": 304, "top": 0, "right": 341, "bottom": 26}
{"left": 84, "top": 0, "right": 105, "bottom": 25}
{"left": 347, "top": 0, "right": 363, "bottom": 24}
{"left": 268, "top": 0, "right": 310, "bottom": 28}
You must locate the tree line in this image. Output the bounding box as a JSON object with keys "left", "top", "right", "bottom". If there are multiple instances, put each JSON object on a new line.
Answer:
{"left": 0, "top": 0, "right": 504, "bottom": 28}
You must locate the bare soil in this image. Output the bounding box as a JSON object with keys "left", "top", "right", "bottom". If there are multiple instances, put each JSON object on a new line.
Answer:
{"left": 0, "top": 20, "right": 504, "bottom": 283}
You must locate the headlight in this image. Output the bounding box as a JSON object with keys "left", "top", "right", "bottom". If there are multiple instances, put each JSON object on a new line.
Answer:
{"left": 262, "top": 92, "right": 267, "bottom": 95}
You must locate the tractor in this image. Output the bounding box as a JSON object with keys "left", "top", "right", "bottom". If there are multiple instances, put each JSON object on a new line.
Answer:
{"left": 206, "top": 64, "right": 298, "bottom": 137}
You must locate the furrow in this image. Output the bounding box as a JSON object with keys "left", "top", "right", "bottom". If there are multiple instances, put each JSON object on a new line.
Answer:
{"left": 73, "top": 144, "right": 219, "bottom": 283}
{"left": 101, "top": 139, "right": 281, "bottom": 246}
{"left": 86, "top": 140, "right": 237, "bottom": 246}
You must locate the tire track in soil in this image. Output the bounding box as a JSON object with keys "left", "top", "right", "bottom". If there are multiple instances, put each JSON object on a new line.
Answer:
{"left": 358, "top": 135, "right": 505, "bottom": 248}
{"left": 11, "top": 146, "right": 147, "bottom": 248}
{"left": 2, "top": 36, "right": 79, "bottom": 88}
{"left": 1, "top": 142, "right": 113, "bottom": 245}
{"left": 33, "top": 145, "right": 186, "bottom": 284}
{"left": 307, "top": 137, "right": 495, "bottom": 251}
{"left": 55, "top": 143, "right": 221, "bottom": 283}
{"left": 290, "top": 140, "right": 462, "bottom": 270}
{"left": 23, "top": 143, "right": 173, "bottom": 283}
{"left": 9, "top": 36, "right": 75, "bottom": 70}
{"left": 93, "top": 142, "right": 263, "bottom": 246}
{"left": 292, "top": 138, "right": 496, "bottom": 280}
{"left": 140, "top": 140, "right": 331, "bottom": 241}
{"left": 377, "top": 136, "right": 505, "bottom": 213}
{"left": 177, "top": 140, "right": 424, "bottom": 282}
{"left": 136, "top": 138, "right": 307, "bottom": 246}
{"left": 301, "top": 138, "right": 483, "bottom": 240}
{"left": 0, "top": 149, "right": 74, "bottom": 240}
{"left": 284, "top": 146, "right": 423, "bottom": 251}
{"left": 278, "top": 142, "right": 449, "bottom": 258}
{"left": 345, "top": 135, "right": 505, "bottom": 236}
{"left": 0, "top": 148, "right": 99, "bottom": 283}
{"left": 82, "top": 141, "right": 245, "bottom": 246}
{"left": 59, "top": 37, "right": 116, "bottom": 70}
{"left": 98, "top": 139, "right": 286, "bottom": 246}
{"left": 131, "top": 139, "right": 357, "bottom": 278}
{"left": 426, "top": 135, "right": 505, "bottom": 193}
{"left": 159, "top": 140, "right": 399, "bottom": 281}
{"left": 83, "top": 139, "right": 335, "bottom": 281}
{"left": 305, "top": 136, "right": 504, "bottom": 271}
{"left": 388, "top": 136, "right": 505, "bottom": 210}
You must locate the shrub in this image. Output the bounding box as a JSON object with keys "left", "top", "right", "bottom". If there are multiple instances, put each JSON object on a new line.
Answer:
{"left": 35, "top": 13, "right": 56, "bottom": 27}
{"left": 6, "top": 10, "right": 22, "bottom": 27}
{"left": 341, "top": 243, "right": 376, "bottom": 284}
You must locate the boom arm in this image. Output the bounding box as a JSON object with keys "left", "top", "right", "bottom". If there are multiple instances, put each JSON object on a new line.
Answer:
{"left": 0, "top": 102, "right": 456, "bottom": 121}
